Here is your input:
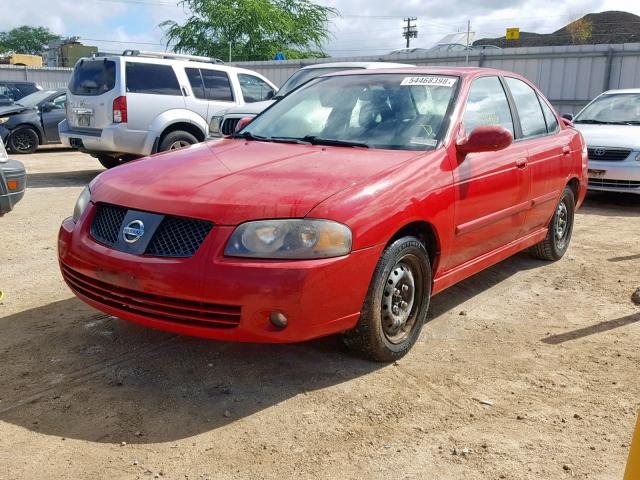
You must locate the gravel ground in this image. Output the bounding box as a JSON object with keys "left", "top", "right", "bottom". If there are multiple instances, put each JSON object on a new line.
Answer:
{"left": 1, "top": 146, "right": 639, "bottom": 480}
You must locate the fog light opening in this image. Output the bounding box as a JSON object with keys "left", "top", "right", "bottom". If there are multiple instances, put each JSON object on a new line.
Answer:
{"left": 270, "top": 311, "right": 288, "bottom": 329}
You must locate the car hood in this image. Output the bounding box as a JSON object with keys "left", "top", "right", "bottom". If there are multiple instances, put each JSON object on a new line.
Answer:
{"left": 0, "top": 105, "right": 31, "bottom": 116}
{"left": 90, "top": 139, "right": 422, "bottom": 225}
{"left": 574, "top": 124, "right": 640, "bottom": 150}
{"left": 223, "top": 100, "right": 276, "bottom": 116}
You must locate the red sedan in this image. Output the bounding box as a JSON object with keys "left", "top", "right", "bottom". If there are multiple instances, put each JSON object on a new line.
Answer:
{"left": 59, "top": 67, "right": 587, "bottom": 362}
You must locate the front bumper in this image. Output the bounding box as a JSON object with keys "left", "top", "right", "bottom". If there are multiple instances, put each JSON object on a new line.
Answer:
{"left": 587, "top": 157, "right": 640, "bottom": 194}
{"left": 58, "top": 205, "right": 382, "bottom": 343}
{"left": 59, "top": 119, "right": 151, "bottom": 157}
{"left": 0, "top": 159, "right": 26, "bottom": 215}
{"left": 0, "top": 125, "right": 10, "bottom": 143}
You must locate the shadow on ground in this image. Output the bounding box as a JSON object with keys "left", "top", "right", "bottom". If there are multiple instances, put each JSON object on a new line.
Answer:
{"left": 0, "top": 251, "right": 546, "bottom": 444}
{"left": 27, "top": 169, "right": 103, "bottom": 188}
{"left": 579, "top": 191, "right": 640, "bottom": 218}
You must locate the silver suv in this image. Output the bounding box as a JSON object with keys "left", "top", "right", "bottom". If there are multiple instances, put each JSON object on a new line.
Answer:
{"left": 59, "top": 50, "right": 277, "bottom": 168}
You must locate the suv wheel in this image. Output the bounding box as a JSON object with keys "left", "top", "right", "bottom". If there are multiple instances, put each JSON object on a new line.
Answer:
{"left": 341, "top": 236, "right": 432, "bottom": 362}
{"left": 8, "top": 127, "right": 39, "bottom": 154}
{"left": 159, "top": 130, "right": 199, "bottom": 152}
{"left": 97, "top": 155, "right": 123, "bottom": 169}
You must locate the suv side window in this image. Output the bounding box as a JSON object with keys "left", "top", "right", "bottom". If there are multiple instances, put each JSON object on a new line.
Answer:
{"left": 463, "top": 76, "right": 514, "bottom": 136}
{"left": 200, "top": 69, "right": 234, "bottom": 102}
{"left": 185, "top": 68, "right": 205, "bottom": 99}
{"left": 238, "top": 74, "right": 274, "bottom": 103}
{"left": 538, "top": 94, "right": 559, "bottom": 134}
{"left": 125, "top": 62, "right": 182, "bottom": 96}
{"left": 505, "top": 77, "right": 547, "bottom": 138}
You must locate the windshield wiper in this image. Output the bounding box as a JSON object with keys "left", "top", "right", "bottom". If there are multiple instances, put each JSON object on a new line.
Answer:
{"left": 302, "top": 136, "right": 370, "bottom": 148}
{"left": 575, "top": 119, "right": 632, "bottom": 125}
{"left": 232, "top": 131, "right": 271, "bottom": 142}
{"left": 232, "top": 132, "right": 310, "bottom": 145}
{"left": 270, "top": 136, "right": 311, "bottom": 145}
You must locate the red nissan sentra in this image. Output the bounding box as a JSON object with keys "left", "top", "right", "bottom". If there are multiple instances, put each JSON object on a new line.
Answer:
{"left": 59, "top": 67, "right": 588, "bottom": 362}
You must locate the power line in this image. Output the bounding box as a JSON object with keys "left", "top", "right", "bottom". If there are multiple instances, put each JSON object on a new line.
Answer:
{"left": 402, "top": 17, "right": 418, "bottom": 48}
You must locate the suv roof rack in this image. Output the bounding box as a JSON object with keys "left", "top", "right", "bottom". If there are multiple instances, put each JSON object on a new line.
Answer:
{"left": 122, "top": 50, "right": 225, "bottom": 65}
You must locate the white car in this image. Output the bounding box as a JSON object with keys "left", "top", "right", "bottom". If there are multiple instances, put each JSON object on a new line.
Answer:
{"left": 211, "top": 61, "right": 413, "bottom": 136}
{"left": 59, "top": 50, "right": 277, "bottom": 168}
{"left": 572, "top": 88, "right": 640, "bottom": 195}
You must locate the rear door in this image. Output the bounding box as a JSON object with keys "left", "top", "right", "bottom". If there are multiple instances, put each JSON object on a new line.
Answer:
{"left": 67, "top": 58, "right": 119, "bottom": 130}
{"left": 199, "top": 68, "right": 236, "bottom": 118}
{"left": 124, "top": 61, "right": 186, "bottom": 132}
{"left": 445, "top": 75, "right": 530, "bottom": 270}
{"left": 504, "top": 77, "right": 567, "bottom": 234}
{"left": 183, "top": 67, "right": 210, "bottom": 121}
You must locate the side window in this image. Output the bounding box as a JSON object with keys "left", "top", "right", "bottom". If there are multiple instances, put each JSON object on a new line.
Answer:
{"left": 238, "top": 74, "right": 274, "bottom": 103}
{"left": 125, "top": 62, "right": 181, "bottom": 96}
{"left": 52, "top": 94, "right": 66, "bottom": 109}
{"left": 505, "top": 77, "right": 547, "bottom": 138}
{"left": 200, "top": 69, "right": 234, "bottom": 102}
{"left": 538, "top": 94, "right": 559, "bottom": 133}
{"left": 185, "top": 68, "right": 205, "bottom": 99}
{"left": 463, "top": 76, "right": 514, "bottom": 136}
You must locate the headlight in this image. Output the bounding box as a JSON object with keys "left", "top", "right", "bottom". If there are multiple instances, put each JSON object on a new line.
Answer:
{"left": 209, "top": 115, "right": 223, "bottom": 135}
{"left": 225, "top": 219, "right": 352, "bottom": 259}
{"left": 0, "top": 117, "right": 9, "bottom": 124}
{"left": 72, "top": 186, "right": 91, "bottom": 222}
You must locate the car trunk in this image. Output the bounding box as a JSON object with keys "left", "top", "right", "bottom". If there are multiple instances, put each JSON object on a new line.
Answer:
{"left": 66, "top": 58, "right": 121, "bottom": 131}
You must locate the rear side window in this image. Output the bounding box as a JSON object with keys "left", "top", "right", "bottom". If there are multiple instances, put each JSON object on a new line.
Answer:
{"left": 538, "top": 94, "right": 559, "bottom": 133}
{"left": 238, "top": 74, "right": 274, "bottom": 103}
{"left": 69, "top": 60, "right": 116, "bottom": 96}
{"left": 505, "top": 77, "right": 547, "bottom": 138}
{"left": 126, "top": 62, "right": 181, "bottom": 96}
{"left": 185, "top": 67, "right": 205, "bottom": 99}
{"left": 200, "top": 69, "right": 234, "bottom": 102}
{"left": 463, "top": 76, "right": 514, "bottom": 136}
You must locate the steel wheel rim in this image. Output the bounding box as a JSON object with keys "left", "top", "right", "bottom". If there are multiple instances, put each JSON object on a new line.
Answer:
{"left": 169, "top": 140, "right": 190, "bottom": 150}
{"left": 14, "top": 132, "right": 34, "bottom": 151}
{"left": 381, "top": 254, "right": 423, "bottom": 345}
{"left": 555, "top": 200, "right": 569, "bottom": 249}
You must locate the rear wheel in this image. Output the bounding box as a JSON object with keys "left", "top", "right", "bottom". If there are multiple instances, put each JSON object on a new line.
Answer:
{"left": 96, "top": 155, "right": 123, "bottom": 169}
{"left": 158, "top": 130, "right": 198, "bottom": 152}
{"left": 8, "top": 127, "right": 39, "bottom": 154}
{"left": 341, "top": 236, "right": 431, "bottom": 362}
{"left": 530, "top": 186, "right": 575, "bottom": 261}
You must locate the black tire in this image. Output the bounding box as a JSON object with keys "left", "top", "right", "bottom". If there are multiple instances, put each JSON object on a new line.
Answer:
{"left": 158, "top": 130, "right": 199, "bottom": 152}
{"left": 341, "top": 236, "right": 432, "bottom": 362}
{"left": 8, "top": 127, "right": 39, "bottom": 154}
{"left": 530, "top": 186, "right": 575, "bottom": 261}
{"left": 96, "top": 155, "right": 123, "bottom": 169}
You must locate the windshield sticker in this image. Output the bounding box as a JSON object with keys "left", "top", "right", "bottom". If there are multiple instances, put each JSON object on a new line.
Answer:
{"left": 410, "top": 137, "right": 438, "bottom": 146}
{"left": 401, "top": 76, "right": 457, "bottom": 87}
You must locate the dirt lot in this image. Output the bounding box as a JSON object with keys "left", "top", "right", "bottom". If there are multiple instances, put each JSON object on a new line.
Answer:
{"left": 1, "top": 147, "right": 639, "bottom": 480}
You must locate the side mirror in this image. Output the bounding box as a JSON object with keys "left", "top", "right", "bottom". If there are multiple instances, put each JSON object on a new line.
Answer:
{"left": 41, "top": 102, "right": 55, "bottom": 112}
{"left": 561, "top": 113, "right": 574, "bottom": 121}
{"left": 266, "top": 90, "right": 276, "bottom": 100}
{"left": 234, "top": 116, "right": 254, "bottom": 133}
{"left": 456, "top": 125, "right": 513, "bottom": 155}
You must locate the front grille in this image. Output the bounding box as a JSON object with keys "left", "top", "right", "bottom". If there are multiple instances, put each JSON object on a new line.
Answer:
{"left": 146, "top": 216, "right": 213, "bottom": 257}
{"left": 588, "top": 147, "right": 631, "bottom": 162}
{"left": 221, "top": 117, "right": 240, "bottom": 136}
{"left": 90, "top": 204, "right": 213, "bottom": 257}
{"left": 91, "top": 204, "right": 127, "bottom": 246}
{"left": 61, "top": 263, "right": 241, "bottom": 329}
{"left": 588, "top": 178, "right": 640, "bottom": 189}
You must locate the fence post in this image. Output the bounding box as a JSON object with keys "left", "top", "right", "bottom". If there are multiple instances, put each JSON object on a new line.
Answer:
{"left": 603, "top": 47, "right": 615, "bottom": 92}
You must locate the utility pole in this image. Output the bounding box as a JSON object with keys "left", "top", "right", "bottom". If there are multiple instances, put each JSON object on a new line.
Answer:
{"left": 465, "top": 20, "right": 471, "bottom": 65}
{"left": 403, "top": 17, "right": 418, "bottom": 49}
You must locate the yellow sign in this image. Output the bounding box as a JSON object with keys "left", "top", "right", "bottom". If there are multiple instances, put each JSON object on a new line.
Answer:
{"left": 506, "top": 28, "right": 520, "bottom": 40}
{"left": 625, "top": 412, "right": 640, "bottom": 479}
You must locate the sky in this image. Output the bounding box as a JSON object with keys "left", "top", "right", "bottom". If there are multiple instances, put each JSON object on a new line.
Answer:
{"left": 1, "top": 0, "right": 639, "bottom": 58}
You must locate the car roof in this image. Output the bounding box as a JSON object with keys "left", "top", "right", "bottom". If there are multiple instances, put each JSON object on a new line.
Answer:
{"left": 300, "top": 61, "right": 414, "bottom": 70}
{"left": 601, "top": 88, "right": 640, "bottom": 94}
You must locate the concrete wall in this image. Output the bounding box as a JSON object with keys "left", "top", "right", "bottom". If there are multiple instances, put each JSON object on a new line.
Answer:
{"left": 233, "top": 43, "right": 640, "bottom": 114}
{"left": 2, "top": 43, "right": 639, "bottom": 114}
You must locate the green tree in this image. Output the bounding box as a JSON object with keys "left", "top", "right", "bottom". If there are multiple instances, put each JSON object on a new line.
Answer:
{"left": 160, "top": 0, "right": 338, "bottom": 61}
{"left": 566, "top": 18, "right": 593, "bottom": 44}
{"left": 0, "top": 26, "right": 61, "bottom": 55}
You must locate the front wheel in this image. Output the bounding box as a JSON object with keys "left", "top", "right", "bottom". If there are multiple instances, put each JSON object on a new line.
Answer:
{"left": 8, "top": 127, "right": 39, "bottom": 154}
{"left": 530, "top": 186, "right": 575, "bottom": 261}
{"left": 342, "top": 236, "right": 432, "bottom": 362}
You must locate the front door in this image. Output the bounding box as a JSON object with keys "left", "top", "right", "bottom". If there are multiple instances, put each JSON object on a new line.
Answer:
{"left": 445, "top": 76, "right": 530, "bottom": 270}
{"left": 41, "top": 93, "right": 67, "bottom": 143}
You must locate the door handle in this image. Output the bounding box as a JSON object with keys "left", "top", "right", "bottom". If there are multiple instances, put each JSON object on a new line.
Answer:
{"left": 562, "top": 145, "right": 571, "bottom": 155}
{"left": 515, "top": 158, "right": 528, "bottom": 169}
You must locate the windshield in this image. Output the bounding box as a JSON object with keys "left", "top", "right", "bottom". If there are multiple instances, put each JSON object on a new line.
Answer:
{"left": 69, "top": 59, "right": 116, "bottom": 96}
{"left": 575, "top": 93, "right": 640, "bottom": 125}
{"left": 242, "top": 73, "right": 458, "bottom": 151}
{"left": 15, "top": 90, "right": 57, "bottom": 107}
{"left": 276, "top": 66, "right": 364, "bottom": 98}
